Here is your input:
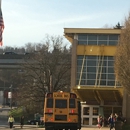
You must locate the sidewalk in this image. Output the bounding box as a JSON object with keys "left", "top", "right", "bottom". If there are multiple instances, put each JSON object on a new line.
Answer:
{"left": 0, "top": 125, "right": 110, "bottom": 130}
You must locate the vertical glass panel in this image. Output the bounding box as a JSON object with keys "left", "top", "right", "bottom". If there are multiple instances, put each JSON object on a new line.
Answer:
{"left": 109, "top": 35, "right": 119, "bottom": 40}
{"left": 87, "top": 67, "right": 96, "bottom": 73}
{"left": 78, "top": 34, "right": 87, "bottom": 40}
{"left": 78, "top": 41, "right": 87, "bottom": 45}
{"left": 108, "top": 67, "right": 114, "bottom": 73}
{"left": 108, "top": 56, "right": 114, "bottom": 60}
{"left": 92, "top": 118, "right": 98, "bottom": 125}
{"left": 87, "top": 56, "right": 97, "bottom": 60}
{"left": 100, "top": 80, "right": 107, "bottom": 85}
{"left": 80, "top": 80, "right": 86, "bottom": 85}
{"left": 87, "top": 80, "right": 95, "bottom": 85}
{"left": 77, "top": 67, "right": 86, "bottom": 73}
{"left": 77, "top": 73, "right": 80, "bottom": 79}
{"left": 108, "top": 61, "right": 114, "bottom": 66}
{"left": 83, "top": 118, "right": 89, "bottom": 125}
{"left": 77, "top": 60, "right": 86, "bottom": 66}
{"left": 87, "top": 60, "right": 97, "bottom": 66}
{"left": 108, "top": 74, "right": 115, "bottom": 80}
{"left": 81, "top": 73, "right": 87, "bottom": 79}
{"left": 107, "top": 81, "right": 115, "bottom": 86}
{"left": 77, "top": 56, "right": 84, "bottom": 59}
{"left": 98, "top": 41, "right": 108, "bottom": 45}
{"left": 100, "top": 74, "right": 107, "bottom": 80}
{"left": 102, "top": 67, "right": 107, "bottom": 73}
{"left": 83, "top": 107, "right": 90, "bottom": 115}
{"left": 88, "top": 34, "right": 97, "bottom": 40}
{"left": 109, "top": 41, "right": 118, "bottom": 45}
{"left": 88, "top": 41, "right": 97, "bottom": 45}
{"left": 93, "top": 107, "right": 99, "bottom": 115}
{"left": 87, "top": 73, "right": 96, "bottom": 79}
{"left": 98, "top": 35, "right": 108, "bottom": 40}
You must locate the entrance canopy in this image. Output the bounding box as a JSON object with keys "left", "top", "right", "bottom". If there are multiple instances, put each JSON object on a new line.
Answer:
{"left": 72, "top": 87, "right": 123, "bottom": 106}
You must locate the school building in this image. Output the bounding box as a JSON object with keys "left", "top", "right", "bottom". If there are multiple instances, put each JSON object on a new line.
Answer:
{"left": 64, "top": 28, "right": 130, "bottom": 126}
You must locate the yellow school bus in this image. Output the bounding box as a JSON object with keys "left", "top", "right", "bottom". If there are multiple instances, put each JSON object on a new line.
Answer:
{"left": 44, "top": 91, "right": 81, "bottom": 130}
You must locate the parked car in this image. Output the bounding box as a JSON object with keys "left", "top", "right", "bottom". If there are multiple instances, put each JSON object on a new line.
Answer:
{"left": 27, "top": 119, "right": 41, "bottom": 125}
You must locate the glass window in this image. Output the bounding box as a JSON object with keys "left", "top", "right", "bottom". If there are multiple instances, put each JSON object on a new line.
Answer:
{"left": 102, "top": 60, "right": 107, "bottom": 66}
{"left": 69, "top": 99, "right": 75, "bottom": 108}
{"left": 83, "top": 118, "right": 89, "bottom": 125}
{"left": 92, "top": 118, "right": 98, "bottom": 125}
{"left": 77, "top": 56, "right": 84, "bottom": 59}
{"left": 78, "top": 34, "right": 87, "bottom": 40}
{"left": 47, "top": 99, "right": 53, "bottom": 108}
{"left": 87, "top": 73, "right": 96, "bottom": 79}
{"left": 87, "top": 56, "right": 97, "bottom": 60}
{"left": 107, "top": 81, "right": 115, "bottom": 86}
{"left": 87, "top": 67, "right": 96, "bottom": 73}
{"left": 108, "top": 61, "right": 114, "bottom": 66}
{"left": 98, "top": 41, "right": 108, "bottom": 45}
{"left": 55, "top": 99, "right": 67, "bottom": 108}
{"left": 108, "top": 56, "right": 114, "bottom": 60}
{"left": 109, "top": 41, "right": 118, "bottom": 45}
{"left": 82, "top": 73, "right": 87, "bottom": 79}
{"left": 102, "top": 67, "right": 107, "bottom": 73}
{"left": 80, "top": 80, "right": 86, "bottom": 85}
{"left": 83, "top": 107, "right": 89, "bottom": 115}
{"left": 98, "top": 35, "right": 108, "bottom": 40}
{"left": 88, "top": 35, "right": 97, "bottom": 40}
{"left": 100, "top": 80, "right": 107, "bottom": 85}
{"left": 88, "top": 41, "right": 97, "bottom": 45}
{"left": 77, "top": 67, "right": 86, "bottom": 73}
{"left": 87, "top": 60, "right": 97, "bottom": 66}
{"left": 93, "top": 107, "right": 99, "bottom": 115}
{"left": 87, "top": 80, "right": 95, "bottom": 85}
{"left": 100, "top": 74, "right": 107, "bottom": 79}
{"left": 78, "top": 41, "right": 87, "bottom": 45}
{"left": 108, "top": 74, "right": 115, "bottom": 80}
{"left": 77, "top": 73, "right": 86, "bottom": 79}
{"left": 77, "top": 60, "right": 83, "bottom": 66}
{"left": 109, "top": 35, "right": 119, "bottom": 40}
{"left": 108, "top": 67, "right": 114, "bottom": 73}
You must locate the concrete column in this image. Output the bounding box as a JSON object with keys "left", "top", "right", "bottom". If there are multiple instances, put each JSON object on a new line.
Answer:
{"left": 71, "top": 34, "right": 78, "bottom": 89}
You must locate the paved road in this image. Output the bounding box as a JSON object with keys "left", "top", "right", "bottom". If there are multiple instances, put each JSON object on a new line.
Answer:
{"left": 0, "top": 126, "right": 110, "bottom": 130}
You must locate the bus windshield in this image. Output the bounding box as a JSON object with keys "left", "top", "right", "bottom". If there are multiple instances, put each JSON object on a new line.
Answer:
{"left": 55, "top": 99, "right": 67, "bottom": 108}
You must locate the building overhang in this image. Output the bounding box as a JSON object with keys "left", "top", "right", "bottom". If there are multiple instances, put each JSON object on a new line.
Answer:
{"left": 72, "top": 86, "right": 123, "bottom": 106}
{"left": 64, "top": 28, "right": 121, "bottom": 43}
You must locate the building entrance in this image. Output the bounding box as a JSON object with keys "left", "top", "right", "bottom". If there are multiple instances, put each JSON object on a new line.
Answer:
{"left": 81, "top": 104, "right": 122, "bottom": 126}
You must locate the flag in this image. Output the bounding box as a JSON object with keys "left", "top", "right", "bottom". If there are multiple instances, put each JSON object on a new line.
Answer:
{"left": 0, "top": 2, "right": 4, "bottom": 46}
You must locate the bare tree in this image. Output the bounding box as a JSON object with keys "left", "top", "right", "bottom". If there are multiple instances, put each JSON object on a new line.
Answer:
{"left": 17, "top": 35, "right": 71, "bottom": 114}
{"left": 114, "top": 13, "right": 130, "bottom": 94}
{"left": 114, "top": 13, "right": 130, "bottom": 123}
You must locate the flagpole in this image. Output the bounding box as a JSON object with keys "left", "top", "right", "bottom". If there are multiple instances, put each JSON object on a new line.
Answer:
{"left": 0, "top": 0, "right": 1, "bottom": 10}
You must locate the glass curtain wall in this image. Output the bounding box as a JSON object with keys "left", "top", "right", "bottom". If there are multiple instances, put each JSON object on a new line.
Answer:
{"left": 78, "top": 34, "right": 119, "bottom": 45}
{"left": 77, "top": 55, "right": 116, "bottom": 86}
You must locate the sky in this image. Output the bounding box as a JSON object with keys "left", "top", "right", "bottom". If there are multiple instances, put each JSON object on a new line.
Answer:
{"left": 1, "top": 0, "right": 130, "bottom": 48}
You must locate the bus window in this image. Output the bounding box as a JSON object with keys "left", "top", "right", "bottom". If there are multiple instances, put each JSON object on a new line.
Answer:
{"left": 55, "top": 99, "right": 67, "bottom": 108}
{"left": 69, "top": 99, "right": 75, "bottom": 108}
{"left": 47, "top": 99, "right": 53, "bottom": 108}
